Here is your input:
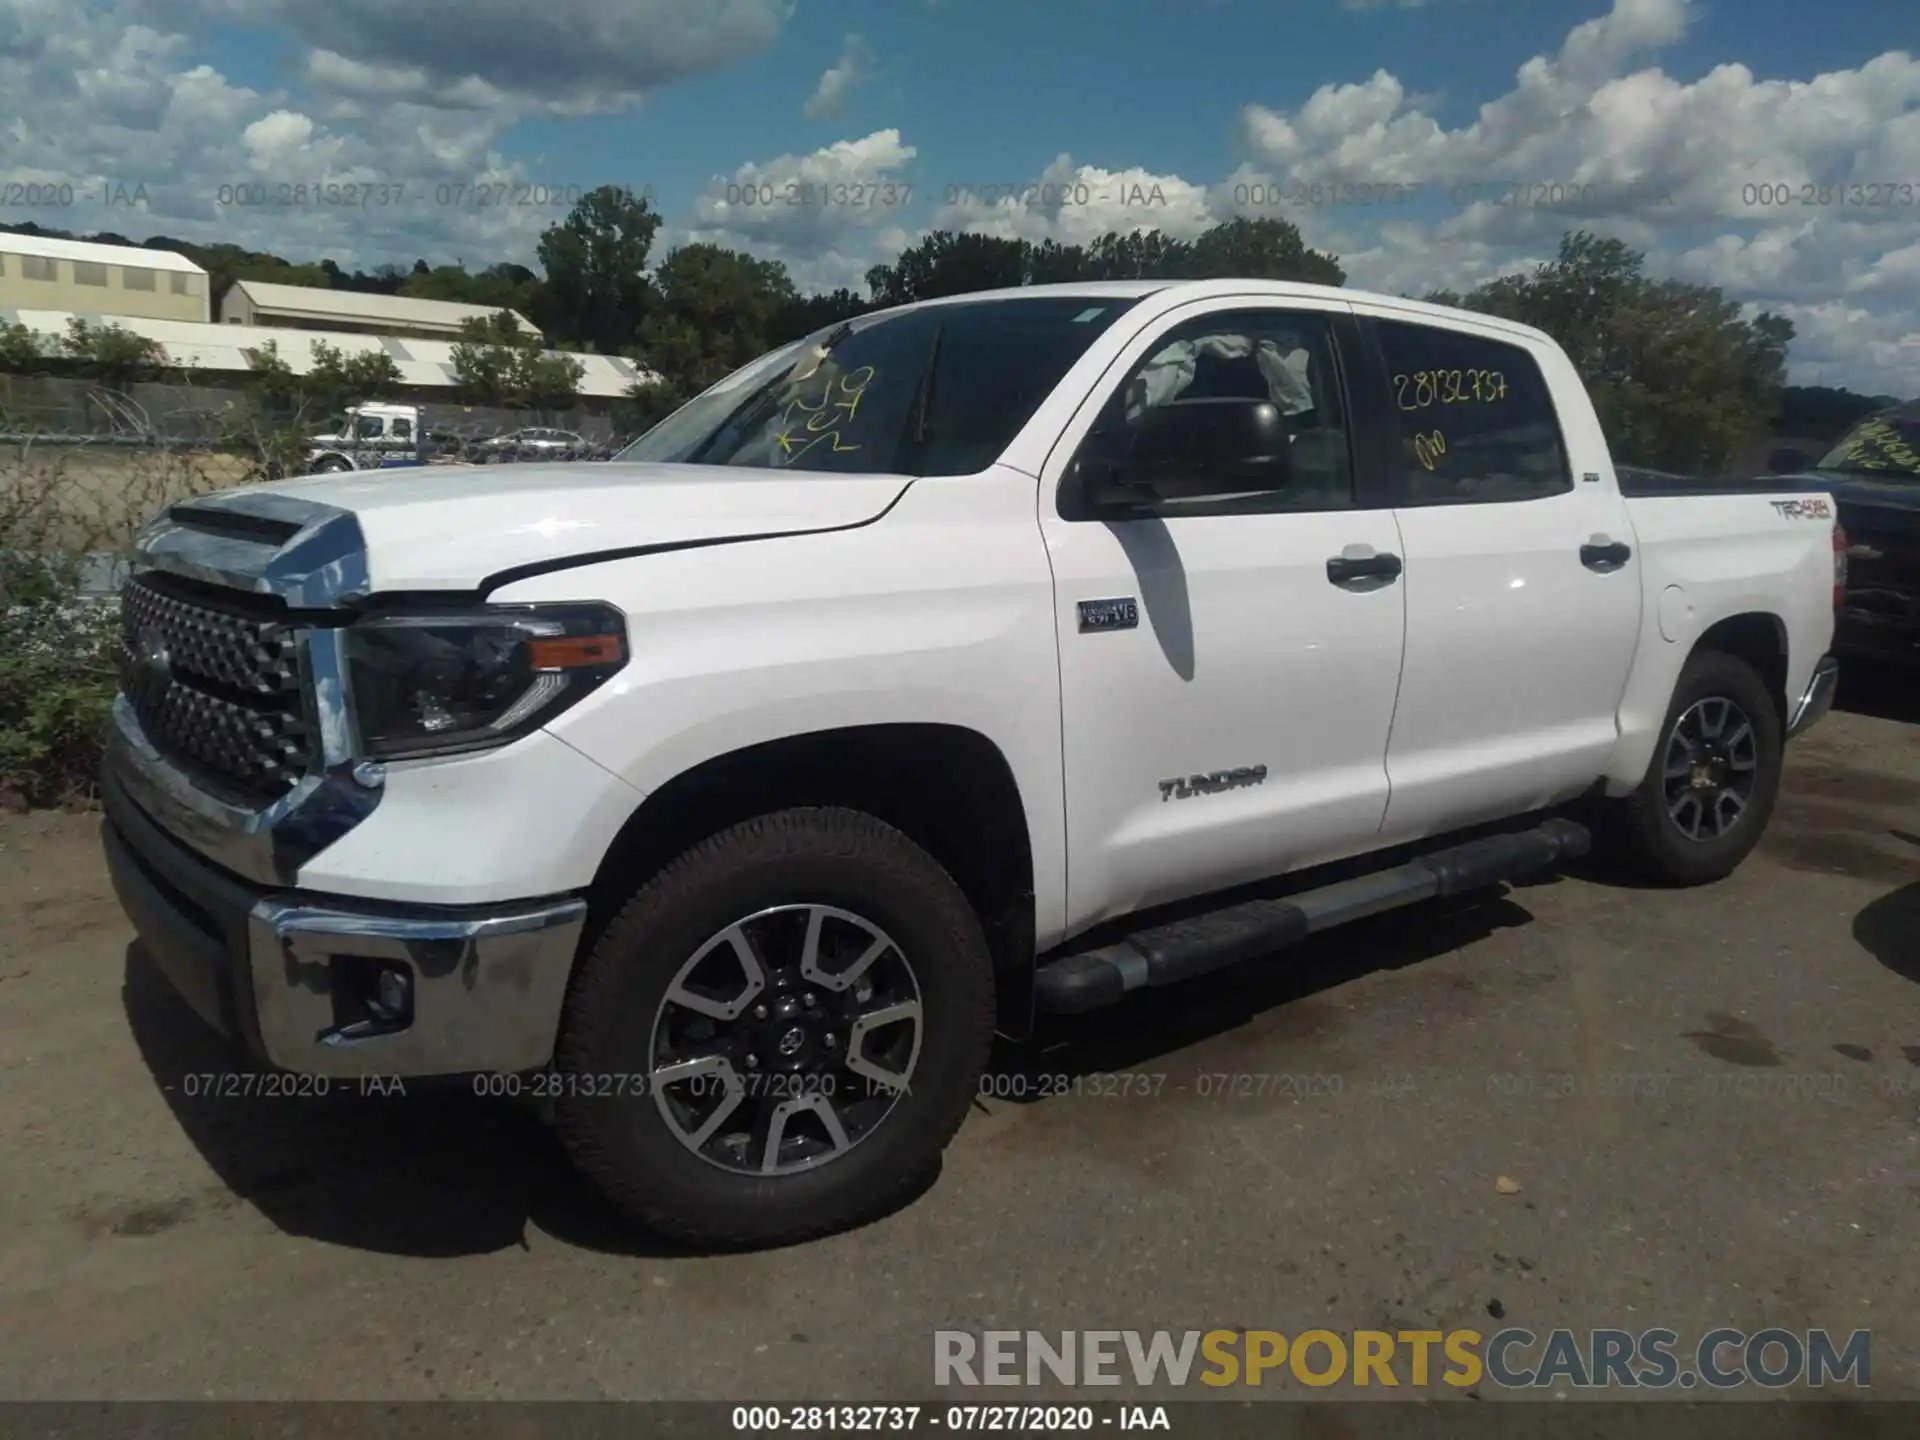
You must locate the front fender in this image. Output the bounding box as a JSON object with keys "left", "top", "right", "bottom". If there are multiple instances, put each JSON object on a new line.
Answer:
{"left": 496, "top": 469, "right": 1073, "bottom": 949}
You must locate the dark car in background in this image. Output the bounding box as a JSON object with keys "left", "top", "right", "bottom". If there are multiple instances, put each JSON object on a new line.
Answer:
{"left": 1770, "top": 402, "right": 1920, "bottom": 668}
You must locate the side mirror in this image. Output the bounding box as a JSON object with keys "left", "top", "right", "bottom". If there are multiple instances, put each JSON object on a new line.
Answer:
{"left": 1768, "top": 446, "right": 1811, "bottom": 474}
{"left": 1076, "top": 398, "right": 1293, "bottom": 507}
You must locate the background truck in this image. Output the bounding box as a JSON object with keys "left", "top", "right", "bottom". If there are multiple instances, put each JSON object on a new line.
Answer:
{"left": 101, "top": 279, "right": 1842, "bottom": 1247}
{"left": 1765, "top": 400, "right": 1920, "bottom": 670}
{"left": 305, "top": 402, "right": 433, "bottom": 473}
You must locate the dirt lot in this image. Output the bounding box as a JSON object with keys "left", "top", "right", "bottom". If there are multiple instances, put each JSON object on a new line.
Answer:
{"left": 0, "top": 680, "right": 1917, "bottom": 1405}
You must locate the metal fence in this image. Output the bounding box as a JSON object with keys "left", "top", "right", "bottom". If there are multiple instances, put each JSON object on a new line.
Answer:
{"left": 0, "top": 374, "right": 624, "bottom": 454}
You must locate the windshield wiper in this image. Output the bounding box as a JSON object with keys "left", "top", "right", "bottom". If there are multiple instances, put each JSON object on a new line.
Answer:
{"left": 685, "top": 322, "right": 865, "bottom": 466}
{"left": 894, "top": 323, "right": 944, "bottom": 470}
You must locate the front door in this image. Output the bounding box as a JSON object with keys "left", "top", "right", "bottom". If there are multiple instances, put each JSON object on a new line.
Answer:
{"left": 1039, "top": 298, "right": 1409, "bottom": 932}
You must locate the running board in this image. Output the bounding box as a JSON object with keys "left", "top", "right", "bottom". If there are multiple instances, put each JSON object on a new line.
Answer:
{"left": 1033, "top": 818, "right": 1591, "bottom": 1015}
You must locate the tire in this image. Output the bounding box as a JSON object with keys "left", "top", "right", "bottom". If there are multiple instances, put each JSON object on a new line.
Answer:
{"left": 553, "top": 807, "right": 995, "bottom": 1247}
{"left": 1609, "top": 650, "right": 1784, "bottom": 886}
{"left": 311, "top": 456, "right": 352, "bottom": 474}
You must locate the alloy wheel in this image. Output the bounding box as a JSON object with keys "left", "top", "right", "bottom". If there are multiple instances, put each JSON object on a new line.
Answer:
{"left": 1661, "top": 695, "right": 1760, "bottom": 843}
{"left": 647, "top": 904, "right": 923, "bottom": 1176}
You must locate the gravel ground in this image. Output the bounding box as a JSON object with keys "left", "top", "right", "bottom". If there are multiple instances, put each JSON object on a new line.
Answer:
{"left": 0, "top": 676, "right": 1915, "bottom": 1411}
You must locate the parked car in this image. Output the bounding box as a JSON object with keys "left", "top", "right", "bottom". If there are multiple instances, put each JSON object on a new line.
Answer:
{"left": 478, "top": 427, "right": 587, "bottom": 461}
{"left": 1767, "top": 402, "right": 1920, "bottom": 668}
{"left": 102, "top": 280, "right": 1842, "bottom": 1247}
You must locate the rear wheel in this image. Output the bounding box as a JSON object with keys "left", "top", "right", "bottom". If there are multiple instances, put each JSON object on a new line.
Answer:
{"left": 1609, "top": 650, "right": 1783, "bottom": 886}
{"left": 554, "top": 808, "right": 995, "bottom": 1247}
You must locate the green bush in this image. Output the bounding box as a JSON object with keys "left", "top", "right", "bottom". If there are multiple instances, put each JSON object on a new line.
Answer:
{"left": 0, "top": 570, "right": 119, "bottom": 807}
{"left": 0, "top": 437, "right": 239, "bottom": 808}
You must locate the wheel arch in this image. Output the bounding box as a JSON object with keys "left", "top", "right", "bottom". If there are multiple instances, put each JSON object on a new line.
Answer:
{"left": 582, "top": 723, "right": 1038, "bottom": 1038}
{"left": 1689, "top": 610, "right": 1790, "bottom": 731}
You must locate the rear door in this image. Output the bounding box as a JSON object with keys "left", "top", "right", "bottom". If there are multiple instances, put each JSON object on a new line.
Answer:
{"left": 1354, "top": 310, "right": 1643, "bottom": 842}
{"left": 1039, "top": 297, "right": 1409, "bottom": 930}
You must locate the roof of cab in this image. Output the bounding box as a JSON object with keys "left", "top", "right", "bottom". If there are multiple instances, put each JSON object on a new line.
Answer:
{"left": 888, "top": 278, "right": 1554, "bottom": 347}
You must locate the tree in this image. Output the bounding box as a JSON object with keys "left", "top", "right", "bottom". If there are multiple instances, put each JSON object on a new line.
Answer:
{"left": 1079, "top": 229, "right": 1191, "bottom": 280}
{"left": 449, "top": 312, "right": 585, "bottom": 413}
{"left": 769, "top": 287, "right": 871, "bottom": 347}
{"left": 866, "top": 232, "right": 1030, "bottom": 305}
{"left": 614, "top": 375, "right": 687, "bottom": 438}
{"left": 57, "top": 319, "right": 166, "bottom": 385}
{"left": 0, "top": 322, "right": 44, "bottom": 374}
{"left": 863, "top": 217, "right": 1344, "bottom": 302}
{"left": 536, "top": 184, "right": 663, "bottom": 351}
{"left": 635, "top": 244, "right": 798, "bottom": 396}
{"left": 1777, "top": 385, "right": 1906, "bottom": 440}
{"left": 1185, "top": 217, "right": 1344, "bottom": 285}
{"left": 1437, "top": 231, "right": 1795, "bottom": 474}
{"left": 400, "top": 261, "right": 545, "bottom": 320}
{"left": 242, "top": 338, "right": 404, "bottom": 423}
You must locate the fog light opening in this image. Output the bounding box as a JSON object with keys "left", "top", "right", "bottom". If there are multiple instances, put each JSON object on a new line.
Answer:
{"left": 328, "top": 955, "right": 416, "bottom": 1040}
{"left": 369, "top": 965, "right": 413, "bottom": 1024}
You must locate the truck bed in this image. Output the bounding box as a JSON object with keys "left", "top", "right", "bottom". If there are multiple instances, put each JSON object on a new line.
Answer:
{"left": 1614, "top": 466, "right": 1833, "bottom": 498}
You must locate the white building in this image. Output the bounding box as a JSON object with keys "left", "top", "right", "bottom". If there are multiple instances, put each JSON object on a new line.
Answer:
{"left": 219, "top": 279, "right": 540, "bottom": 342}
{"left": 0, "top": 308, "right": 653, "bottom": 399}
{"left": 0, "top": 233, "right": 210, "bottom": 324}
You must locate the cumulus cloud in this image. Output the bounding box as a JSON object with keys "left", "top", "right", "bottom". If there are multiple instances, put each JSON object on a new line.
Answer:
{"left": 930, "top": 154, "right": 1217, "bottom": 245}
{"left": 255, "top": 0, "right": 790, "bottom": 115}
{"left": 0, "top": 0, "right": 573, "bottom": 267}
{"left": 686, "top": 130, "right": 918, "bottom": 249}
{"left": 1211, "top": 0, "right": 1920, "bottom": 389}
{"left": 803, "top": 34, "right": 872, "bottom": 120}
{"left": 2, "top": 0, "right": 1915, "bottom": 391}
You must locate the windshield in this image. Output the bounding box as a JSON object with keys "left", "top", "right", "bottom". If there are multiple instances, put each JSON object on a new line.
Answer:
{"left": 1816, "top": 408, "right": 1920, "bottom": 480}
{"left": 617, "top": 296, "right": 1141, "bottom": 476}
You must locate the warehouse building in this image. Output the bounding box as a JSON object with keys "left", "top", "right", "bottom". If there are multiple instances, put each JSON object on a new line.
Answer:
{"left": 219, "top": 279, "right": 540, "bottom": 342}
{"left": 0, "top": 233, "right": 210, "bottom": 324}
{"left": 0, "top": 308, "right": 651, "bottom": 399}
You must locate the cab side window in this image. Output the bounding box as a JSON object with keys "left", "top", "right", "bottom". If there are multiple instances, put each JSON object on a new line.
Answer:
{"left": 1070, "top": 308, "right": 1355, "bottom": 517}
{"left": 1374, "top": 320, "right": 1572, "bottom": 505}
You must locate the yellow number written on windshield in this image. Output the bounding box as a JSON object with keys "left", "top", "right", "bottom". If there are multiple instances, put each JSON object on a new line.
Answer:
{"left": 775, "top": 365, "right": 876, "bottom": 465}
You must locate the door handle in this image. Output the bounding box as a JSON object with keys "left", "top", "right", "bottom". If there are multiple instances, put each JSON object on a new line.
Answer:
{"left": 1326, "top": 551, "right": 1403, "bottom": 585}
{"left": 1580, "top": 537, "right": 1632, "bottom": 571}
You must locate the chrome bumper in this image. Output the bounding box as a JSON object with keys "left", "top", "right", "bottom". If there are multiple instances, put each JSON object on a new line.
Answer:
{"left": 1787, "top": 654, "right": 1839, "bottom": 739}
{"left": 103, "top": 745, "right": 586, "bottom": 1079}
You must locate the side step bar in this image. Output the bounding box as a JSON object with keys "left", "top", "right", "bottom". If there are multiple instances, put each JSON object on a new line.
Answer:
{"left": 1033, "top": 818, "right": 1590, "bottom": 1015}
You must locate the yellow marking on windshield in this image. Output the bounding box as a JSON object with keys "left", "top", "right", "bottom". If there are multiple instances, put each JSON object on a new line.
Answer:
{"left": 775, "top": 365, "right": 876, "bottom": 464}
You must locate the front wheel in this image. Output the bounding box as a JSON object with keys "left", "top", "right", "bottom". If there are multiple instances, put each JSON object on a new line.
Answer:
{"left": 1607, "top": 650, "right": 1784, "bottom": 886}
{"left": 553, "top": 808, "right": 995, "bottom": 1247}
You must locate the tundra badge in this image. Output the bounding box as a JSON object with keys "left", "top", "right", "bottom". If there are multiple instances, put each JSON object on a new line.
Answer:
{"left": 1160, "top": 766, "right": 1269, "bottom": 801}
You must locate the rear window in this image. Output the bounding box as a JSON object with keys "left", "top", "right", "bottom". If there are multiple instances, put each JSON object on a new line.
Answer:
{"left": 1373, "top": 320, "right": 1573, "bottom": 504}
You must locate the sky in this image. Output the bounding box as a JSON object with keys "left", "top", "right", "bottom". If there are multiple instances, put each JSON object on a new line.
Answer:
{"left": 0, "top": 0, "right": 1915, "bottom": 393}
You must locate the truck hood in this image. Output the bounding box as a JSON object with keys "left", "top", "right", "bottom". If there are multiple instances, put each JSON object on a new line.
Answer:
{"left": 163, "top": 462, "right": 914, "bottom": 595}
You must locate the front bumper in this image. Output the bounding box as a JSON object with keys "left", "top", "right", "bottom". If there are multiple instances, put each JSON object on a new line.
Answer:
{"left": 103, "top": 770, "right": 586, "bottom": 1079}
{"left": 1786, "top": 654, "right": 1839, "bottom": 739}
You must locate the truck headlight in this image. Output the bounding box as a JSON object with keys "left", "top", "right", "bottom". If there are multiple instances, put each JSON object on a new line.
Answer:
{"left": 342, "top": 603, "right": 627, "bottom": 760}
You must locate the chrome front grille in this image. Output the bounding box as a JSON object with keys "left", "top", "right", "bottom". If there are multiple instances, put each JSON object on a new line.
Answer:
{"left": 118, "top": 573, "right": 310, "bottom": 801}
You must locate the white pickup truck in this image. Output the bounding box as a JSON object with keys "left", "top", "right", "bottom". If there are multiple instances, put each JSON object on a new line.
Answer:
{"left": 102, "top": 280, "right": 1844, "bottom": 1246}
